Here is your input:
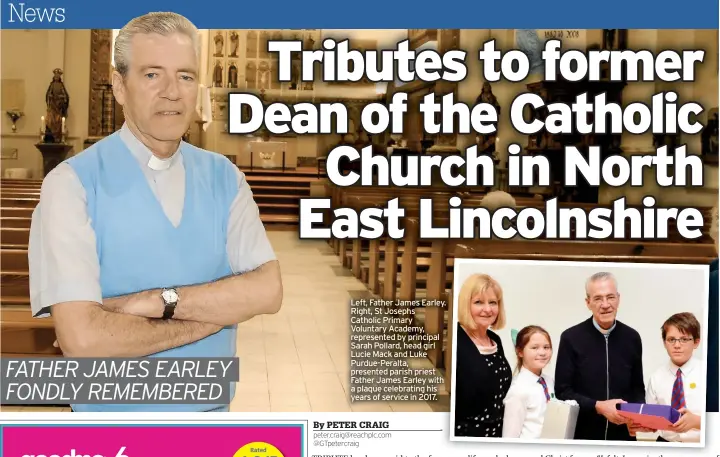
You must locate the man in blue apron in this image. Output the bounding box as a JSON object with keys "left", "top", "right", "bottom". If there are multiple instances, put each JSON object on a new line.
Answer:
{"left": 28, "top": 12, "right": 283, "bottom": 412}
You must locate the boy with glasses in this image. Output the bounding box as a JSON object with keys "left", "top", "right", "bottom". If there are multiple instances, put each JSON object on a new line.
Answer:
{"left": 644, "top": 312, "right": 704, "bottom": 443}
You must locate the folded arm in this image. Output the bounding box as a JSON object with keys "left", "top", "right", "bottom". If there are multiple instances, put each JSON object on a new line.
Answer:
{"left": 101, "top": 168, "right": 283, "bottom": 325}
{"left": 102, "top": 260, "right": 283, "bottom": 326}
{"left": 52, "top": 259, "right": 282, "bottom": 356}
{"left": 29, "top": 165, "right": 225, "bottom": 357}
{"left": 51, "top": 301, "right": 222, "bottom": 357}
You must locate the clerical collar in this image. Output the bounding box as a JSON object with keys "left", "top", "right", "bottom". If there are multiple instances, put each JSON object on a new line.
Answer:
{"left": 119, "top": 123, "right": 181, "bottom": 171}
{"left": 593, "top": 318, "right": 616, "bottom": 335}
{"left": 147, "top": 154, "right": 174, "bottom": 171}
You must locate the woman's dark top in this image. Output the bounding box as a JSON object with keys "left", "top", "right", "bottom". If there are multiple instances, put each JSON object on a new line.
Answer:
{"left": 454, "top": 323, "right": 512, "bottom": 437}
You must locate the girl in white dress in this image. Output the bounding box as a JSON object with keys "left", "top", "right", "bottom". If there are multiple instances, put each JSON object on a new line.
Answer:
{"left": 502, "top": 325, "right": 555, "bottom": 439}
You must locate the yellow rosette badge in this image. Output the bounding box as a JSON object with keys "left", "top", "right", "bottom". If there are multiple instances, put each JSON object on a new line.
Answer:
{"left": 234, "top": 442, "right": 285, "bottom": 457}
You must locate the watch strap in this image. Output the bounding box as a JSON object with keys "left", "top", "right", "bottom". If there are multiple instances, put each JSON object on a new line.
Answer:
{"left": 162, "top": 302, "right": 176, "bottom": 320}
{"left": 161, "top": 288, "right": 178, "bottom": 320}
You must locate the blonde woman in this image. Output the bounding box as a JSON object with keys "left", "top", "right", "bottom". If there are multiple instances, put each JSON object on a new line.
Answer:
{"left": 454, "top": 274, "right": 512, "bottom": 437}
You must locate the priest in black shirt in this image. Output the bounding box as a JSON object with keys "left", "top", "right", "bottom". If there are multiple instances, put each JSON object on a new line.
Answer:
{"left": 555, "top": 272, "right": 645, "bottom": 441}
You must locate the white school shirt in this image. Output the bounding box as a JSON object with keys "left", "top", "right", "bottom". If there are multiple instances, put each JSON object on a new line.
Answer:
{"left": 502, "top": 367, "right": 554, "bottom": 439}
{"left": 29, "top": 123, "right": 277, "bottom": 318}
{"left": 646, "top": 357, "right": 704, "bottom": 443}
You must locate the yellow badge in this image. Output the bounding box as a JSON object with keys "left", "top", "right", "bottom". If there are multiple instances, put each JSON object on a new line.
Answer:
{"left": 234, "top": 442, "right": 284, "bottom": 457}
{"left": 690, "top": 382, "right": 697, "bottom": 389}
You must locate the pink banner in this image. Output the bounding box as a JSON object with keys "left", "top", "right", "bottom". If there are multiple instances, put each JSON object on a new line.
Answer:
{"left": 2, "top": 425, "right": 304, "bottom": 457}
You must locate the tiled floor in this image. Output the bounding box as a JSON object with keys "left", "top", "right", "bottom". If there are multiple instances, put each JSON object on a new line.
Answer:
{"left": 230, "top": 231, "right": 447, "bottom": 412}
{"left": 1, "top": 231, "right": 449, "bottom": 413}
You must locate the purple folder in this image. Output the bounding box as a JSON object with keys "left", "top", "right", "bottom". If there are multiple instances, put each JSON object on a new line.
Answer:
{"left": 616, "top": 403, "right": 681, "bottom": 431}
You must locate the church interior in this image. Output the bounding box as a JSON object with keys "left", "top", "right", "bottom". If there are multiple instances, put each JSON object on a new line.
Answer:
{"left": 0, "top": 28, "right": 718, "bottom": 413}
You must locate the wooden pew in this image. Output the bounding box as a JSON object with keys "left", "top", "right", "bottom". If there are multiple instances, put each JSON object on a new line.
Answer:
{"left": 1, "top": 306, "right": 60, "bottom": 357}
{"left": 1, "top": 207, "right": 34, "bottom": 218}
{"left": 337, "top": 190, "right": 534, "bottom": 297}
{"left": 2, "top": 228, "right": 31, "bottom": 246}
{"left": 342, "top": 193, "right": 480, "bottom": 300}
{"left": 0, "top": 197, "right": 39, "bottom": 209}
{"left": 2, "top": 218, "right": 32, "bottom": 229}
{"left": 337, "top": 189, "right": 541, "bottom": 268}
{"left": 329, "top": 187, "right": 463, "bottom": 256}
{"left": 1, "top": 179, "right": 42, "bottom": 189}
{"left": 0, "top": 245, "right": 61, "bottom": 357}
{"left": 0, "top": 181, "right": 59, "bottom": 357}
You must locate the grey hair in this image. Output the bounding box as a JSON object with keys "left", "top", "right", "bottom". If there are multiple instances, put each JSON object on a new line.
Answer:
{"left": 114, "top": 12, "right": 201, "bottom": 77}
{"left": 585, "top": 272, "right": 618, "bottom": 297}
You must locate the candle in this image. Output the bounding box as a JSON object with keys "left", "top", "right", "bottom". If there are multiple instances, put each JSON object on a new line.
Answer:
{"left": 62, "top": 117, "right": 66, "bottom": 137}
{"left": 41, "top": 116, "right": 45, "bottom": 131}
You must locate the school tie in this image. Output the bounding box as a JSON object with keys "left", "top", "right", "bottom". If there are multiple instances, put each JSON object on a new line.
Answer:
{"left": 538, "top": 377, "right": 551, "bottom": 402}
{"left": 671, "top": 368, "right": 686, "bottom": 410}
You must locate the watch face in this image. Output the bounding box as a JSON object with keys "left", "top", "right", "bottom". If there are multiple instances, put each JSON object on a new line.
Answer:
{"left": 162, "top": 289, "right": 178, "bottom": 304}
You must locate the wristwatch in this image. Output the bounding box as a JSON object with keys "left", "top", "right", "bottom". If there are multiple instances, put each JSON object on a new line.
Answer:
{"left": 160, "top": 288, "right": 179, "bottom": 320}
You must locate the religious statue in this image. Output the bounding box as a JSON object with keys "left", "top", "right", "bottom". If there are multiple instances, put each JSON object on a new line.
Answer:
{"left": 229, "top": 31, "right": 239, "bottom": 57}
{"left": 44, "top": 68, "right": 69, "bottom": 143}
{"left": 477, "top": 82, "right": 500, "bottom": 114}
{"left": 702, "top": 109, "right": 719, "bottom": 156}
{"left": 213, "top": 61, "right": 223, "bottom": 88}
{"left": 475, "top": 82, "right": 500, "bottom": 157}
{"left": 227, "top": 63, "right": 238, "bottom": 88}
{"left": 214, "top": 31, "right": 224, "bottom": 57}
{"left": 259, "top": 69, "right": 271, "bottom": 91}
{"left": 258, "top": 61, "right": 271, "bottom": 91}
